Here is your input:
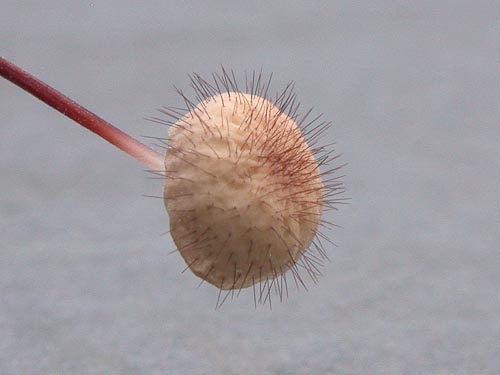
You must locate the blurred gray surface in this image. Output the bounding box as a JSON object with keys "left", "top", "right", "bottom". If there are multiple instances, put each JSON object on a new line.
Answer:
{"left": 1, "top": 1, "right": 499, "bottom": 374}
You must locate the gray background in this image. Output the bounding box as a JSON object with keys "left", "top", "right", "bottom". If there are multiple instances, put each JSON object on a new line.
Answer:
{"left": 1, "top": 1, "right": 499, "bottom": 374}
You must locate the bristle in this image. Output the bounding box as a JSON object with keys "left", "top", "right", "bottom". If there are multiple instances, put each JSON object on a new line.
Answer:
{"left": 156, "top": 67, "right": 345, "bottom": 307}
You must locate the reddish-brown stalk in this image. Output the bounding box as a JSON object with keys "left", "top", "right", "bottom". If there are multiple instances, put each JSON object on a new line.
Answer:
{"left": 0, "top": 56, "right": 164, "bottom": 172}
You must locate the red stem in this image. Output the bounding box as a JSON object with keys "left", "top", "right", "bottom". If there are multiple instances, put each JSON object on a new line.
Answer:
{"left": 0, "top": 56, "right": 164, "bottom": 172}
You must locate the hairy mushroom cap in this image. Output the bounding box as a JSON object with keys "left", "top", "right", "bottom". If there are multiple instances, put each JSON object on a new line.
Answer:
{"left": 164, "top": 89, "right": 326, "bottom": 291}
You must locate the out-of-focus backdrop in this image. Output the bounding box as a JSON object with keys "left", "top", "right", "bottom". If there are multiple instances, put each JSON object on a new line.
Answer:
{"left": 1, "top": 1, "right": 499, "bottom": 374}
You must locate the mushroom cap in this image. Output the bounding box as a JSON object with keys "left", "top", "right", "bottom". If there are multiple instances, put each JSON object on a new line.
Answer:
{"left": 164, "top": 92, "right": 323, "bottom": 290}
